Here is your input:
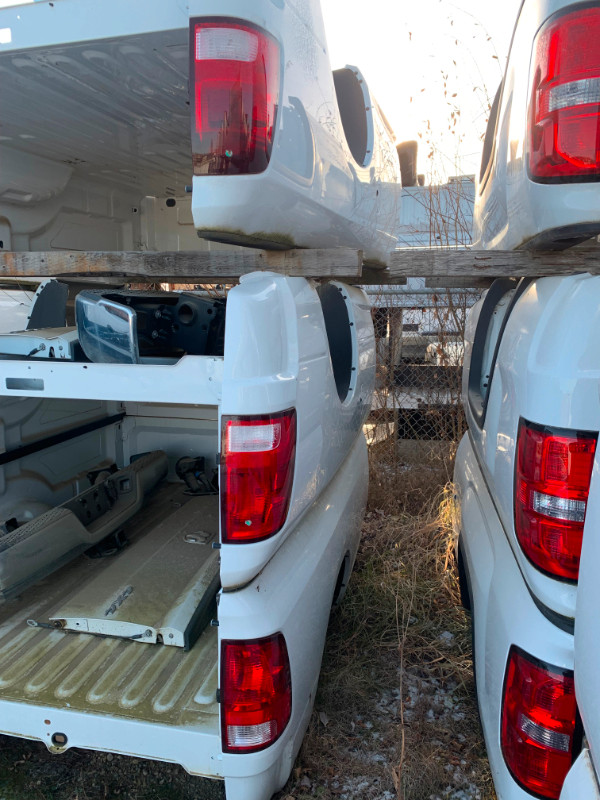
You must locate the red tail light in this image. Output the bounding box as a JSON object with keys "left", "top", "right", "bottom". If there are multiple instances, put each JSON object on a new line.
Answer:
{"left": 529, "top": 5, "right": 600, "bottom": 180}
{"left": 190, "top": 19, "right": 280, "bottom": 176}
{"left": 220, "top": 410, "right": 296, "bottom": 543}
{"left": 502, "top": 647, "right": 577, "bottom": 798}
{"left": 221, "top": 634, "right": 292, "bottom": 753}
{"left": 515, "top": 419, "right": 596, "bottom": 581}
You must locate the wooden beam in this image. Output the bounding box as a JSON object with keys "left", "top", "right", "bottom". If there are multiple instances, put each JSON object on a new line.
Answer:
{"left": 3, "top": 247, "right": 600, "bottom": 285}
{"left": 0, "top": 249, "right": 364, "bottom": 282}
{"left": 426, "top": 277, "right": 494, "bottom": 289}
{"left": 361, "top": 248, "right": 600, "bottom": 284}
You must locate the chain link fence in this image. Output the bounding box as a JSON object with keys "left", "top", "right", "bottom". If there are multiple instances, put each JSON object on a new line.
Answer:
{"left": 366, "top": 179, "right": 481, "bottom": 502}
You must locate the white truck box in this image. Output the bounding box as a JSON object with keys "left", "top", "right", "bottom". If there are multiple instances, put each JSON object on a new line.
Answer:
{"left": 0, "top": 1, "right": 382, "bottom": 795}
{"left": 0, "top": 0, "right": 401, "bottom": 263}
{"left": 0, "top": 270, "right": 375, "bottom": 800}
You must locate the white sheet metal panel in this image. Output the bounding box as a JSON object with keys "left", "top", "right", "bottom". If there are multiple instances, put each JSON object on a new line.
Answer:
{"left": 0, "top": 289, "right": 34, "bottom": 332}
{"left": 574, "top": 450, "right": 600, "bottom": 785}
{"left": 560, "top": 750, "right": 600, "bottom": 800}
{"left": 0, "top": 354, "right": 223, "bottom": 404}
{"left": 454, "top": 434, "right": 574, "bottom": 800}
{"left": 188, "top": 0, "right": 401, "bottom": 262}
{"left": 473, "top": 0, "right": 600, "bottom": 250}
{"left": 219, "top": 272, "right": 375, "bottom": 588}
{"left": 463, "top": 274, "right": 600, "bottom": 620}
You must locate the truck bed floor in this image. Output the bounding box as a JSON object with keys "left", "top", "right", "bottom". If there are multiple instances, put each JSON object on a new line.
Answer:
{"left": 0, "top": 484, "right": 219, "bottom": 730}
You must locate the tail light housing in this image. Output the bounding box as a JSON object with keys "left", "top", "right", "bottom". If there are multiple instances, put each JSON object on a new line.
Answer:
{"left": 220, "top": 410, "right": 296, "bottom": 544}
{"left": 190, "top": 19, "right": 280, "bottom": 176}
{"left": 221, "top": 634, "right": 292, "bottom": 753}
{"left": 515, "top": 419, "right": 596, "bottom": 581}
{"left": 529, "top": 5, "right": 600, "bottom": 180}
{"left": 502, "top": 646, "right": 577, "bottom": 798}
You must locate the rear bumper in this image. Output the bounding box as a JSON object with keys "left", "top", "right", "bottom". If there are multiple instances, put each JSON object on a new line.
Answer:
{"left": 454, "top": 433, "right": 574, "bottom": 800}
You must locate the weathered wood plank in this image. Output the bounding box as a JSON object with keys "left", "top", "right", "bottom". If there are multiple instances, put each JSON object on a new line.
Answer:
{"left": 426, "top": 277, "right": 494, "bottom": 289}
{"left": 0, "top": 249, "right": 363, "bottom": 282}
{"left": 360, "top": 248, "right": 600, "bottom": 284}
{"left": 4, "top": 247, "right": 600, "bottom": 285}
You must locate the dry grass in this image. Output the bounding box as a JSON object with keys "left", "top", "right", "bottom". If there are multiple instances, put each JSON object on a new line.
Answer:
{"left": 277, "top": 439, "right": 496, "bottom": 800}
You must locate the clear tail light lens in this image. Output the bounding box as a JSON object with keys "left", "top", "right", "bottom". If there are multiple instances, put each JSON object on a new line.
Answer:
{"left": 190, "top": 19, "right": 280, "bottom": 176}
{"left": 529, "top": 5, "right": 600, "bottom": 180}
{"left": 220, "top": 410, "right": 296, "bottom": 544}
{"left": 515, "top": 419, "right": 596, "bottom": 581}
{"left": 221, "top": 634, "right": 292, "bottom": 753}
{"left": 501, "top": 646, "right": 577, "bottom": 798}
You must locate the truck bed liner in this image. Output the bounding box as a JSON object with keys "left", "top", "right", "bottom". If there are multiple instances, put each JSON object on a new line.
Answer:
{"left": 0, "top": 483, "right": 219, "bottom": 730}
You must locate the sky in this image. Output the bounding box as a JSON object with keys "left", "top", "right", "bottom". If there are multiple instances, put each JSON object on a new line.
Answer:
{"left": 321, "top": 0, "right": 522, "bottom": 179}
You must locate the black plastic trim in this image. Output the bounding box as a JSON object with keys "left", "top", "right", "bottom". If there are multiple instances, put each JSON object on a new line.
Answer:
{"left": 479, "top": 81, "right": 503, "bottom": 190}
{"left": 183, "top": 574, "right": 220, "bottom": 651}
{"left": 468, "top": 278, "right": 519, "bottom": 427}
{"left": 0, "top": 413, "right": 125, "bottom": 467}
{"left": 521, "top": 223, "right": 600, "bottom": 249}
{"left": 530, "top": 591, "right": 575, "bottom": 635}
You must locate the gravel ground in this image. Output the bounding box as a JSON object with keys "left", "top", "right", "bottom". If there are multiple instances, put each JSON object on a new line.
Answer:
{"left": 0, "top": 739, "right": 225, "bottom": 800}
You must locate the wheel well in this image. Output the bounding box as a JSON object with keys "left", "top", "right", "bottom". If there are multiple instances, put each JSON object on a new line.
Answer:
{"left": 456, "top": 539, "right": 472, "bottom": 612}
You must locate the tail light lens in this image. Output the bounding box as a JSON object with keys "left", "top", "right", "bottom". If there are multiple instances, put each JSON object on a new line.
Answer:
{"left": 515, "top": 419, "right": 596, "bottom": 581}
{"left": 220, "top": 410, "right": 296, "bottom": 543}
{"left": 190, "top": 19, "right": 280, "bottom": 176}
{"left": 502, "top": 646, "right": 577, "bottom": 798}
{"left": 221, "top": 634, "right": 292, "bottom": 753}
{"left": 529, "top": 5, "right": 600, "bottom": 180}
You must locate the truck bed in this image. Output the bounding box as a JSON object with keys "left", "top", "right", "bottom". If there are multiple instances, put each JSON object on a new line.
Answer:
{"left": 0, "top": 482, "right": 219, "bottom": 730}
{"left": 0, "top": 0, "right": 191, "bottom": 197}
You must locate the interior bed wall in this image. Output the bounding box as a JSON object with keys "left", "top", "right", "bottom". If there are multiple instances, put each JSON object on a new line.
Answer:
{"left": 0, "top": 396, "right": 123, "bottom": 524}
{"left": 120, "top": 402, "right": 219, "bottom": 480}
{"left": 0, "top": 149, "right": 143, "bottom": 252}
{"left": 0, "top": 397, "right": 219, "bottom": 525}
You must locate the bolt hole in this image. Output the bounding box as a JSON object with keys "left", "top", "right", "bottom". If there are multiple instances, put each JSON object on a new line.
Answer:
{"left": 177, "top": 304, "right": 195, "bottom": 325}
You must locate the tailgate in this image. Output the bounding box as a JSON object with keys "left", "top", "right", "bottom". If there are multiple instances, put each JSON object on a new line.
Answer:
{"left": 0, "top": 484, "right": 219, "bottom": 729}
